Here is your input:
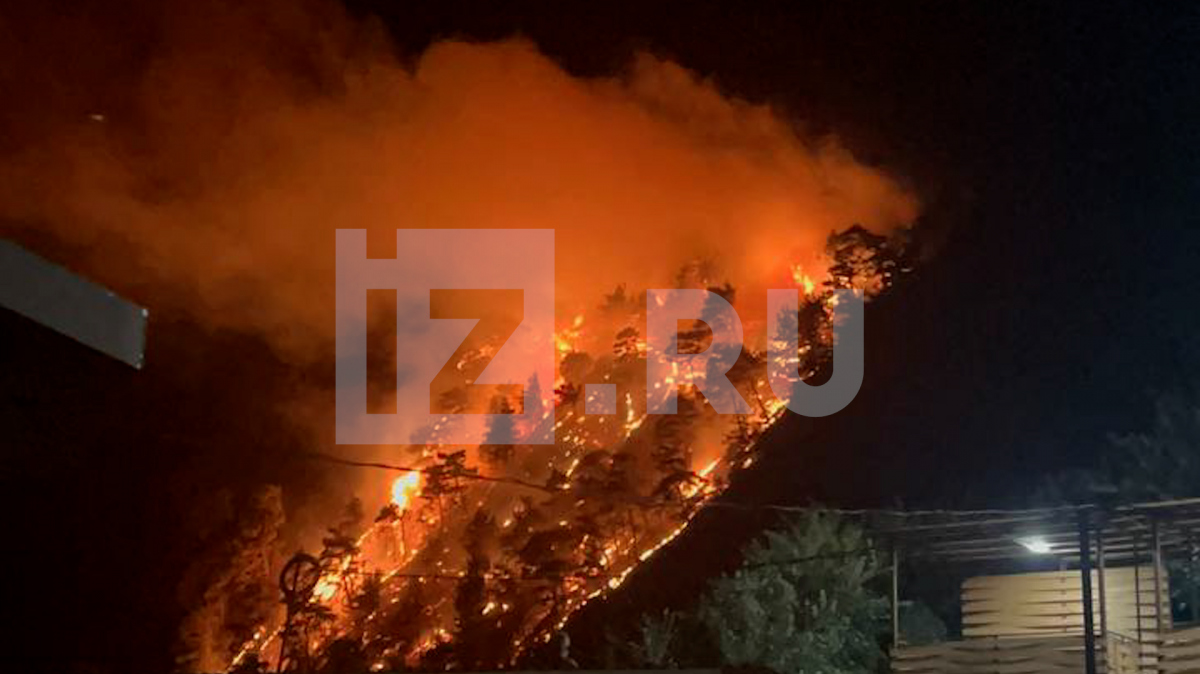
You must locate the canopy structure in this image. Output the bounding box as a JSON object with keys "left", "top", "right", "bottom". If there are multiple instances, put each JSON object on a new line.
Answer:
{"left": 855, "top": 498, "right": 1200, "bottom": 565}
{"left": 843, "top": 499, "right": 1200, "bottom": 674}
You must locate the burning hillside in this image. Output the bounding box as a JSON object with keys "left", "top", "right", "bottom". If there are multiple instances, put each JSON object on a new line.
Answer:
{"left": 219, "top": 225, "right": 909, "bottom": 673}
{"left": 0, "top": 2, "right": 919, "bottom": 672}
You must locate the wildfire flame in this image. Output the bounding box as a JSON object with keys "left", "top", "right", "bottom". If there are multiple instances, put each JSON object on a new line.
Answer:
{"left": 555, "top": 314, "right": 586, "bottom": 355}
{"left": 792, "top": 263, "right": 817, "bottom": 295}
{"left": 2, "top": 2, "right": 920, "bottom": 668}
{"left": 225, "top": 255, "right": 888, "bottom": 674}
{"left": 390, "top": 472, "right": 422, "bottom": 511}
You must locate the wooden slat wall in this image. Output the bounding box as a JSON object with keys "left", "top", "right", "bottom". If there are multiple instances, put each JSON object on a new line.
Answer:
{"left": 962, "top": 567, "right": 1170, "bottom": 638}
{"left": 892, "top": 634, "right": 1105, "bottom": 674}
{"left": 1159, "top": 625, "right": 1200, "bottom": 674}
{"left": 1107, "top": 632, "right": 1153, "bottom": 674}
{"left": 890, "top": 634, "right": 1153, "bottom": 674}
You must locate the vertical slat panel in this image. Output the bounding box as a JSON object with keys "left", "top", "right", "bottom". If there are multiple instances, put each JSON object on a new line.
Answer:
{"left": 961, "top": 567, "right": 1168, "bottom": 638}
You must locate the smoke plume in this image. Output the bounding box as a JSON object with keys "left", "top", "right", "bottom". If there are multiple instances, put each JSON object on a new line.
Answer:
{"left": 1, "top": 0, "right": 918, "bottom": 364}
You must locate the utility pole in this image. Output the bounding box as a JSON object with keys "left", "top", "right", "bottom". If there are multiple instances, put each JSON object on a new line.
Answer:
{"left": 1078, "top": 508, "right": 1098, "bottom": 674}
{"left": 892, "top": 545, "right": 901, "bottom": 648}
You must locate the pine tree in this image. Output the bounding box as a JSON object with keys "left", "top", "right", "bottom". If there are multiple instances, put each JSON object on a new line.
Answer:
{"left": 455, "top": 512, "right": 498, "bottom": 669}
{"left": 481, "top": 395, "right": 517, "bottom": 466}
{"left": 421, "top": 450, "right": 476, "bottom": 522}
{"left": 696, "top": 512, "right": 887, "bottom": 674}
{"left": 826, "top": 224, "right": 908, "bottom": 295}
{"left": 723, "top": 415, "right": 761, "bottom": 470}
{"left": 602, "top": 284, "right": 637, "bottom": 315}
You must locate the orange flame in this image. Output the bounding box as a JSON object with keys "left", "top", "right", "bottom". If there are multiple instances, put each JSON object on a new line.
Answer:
{"left": 391, "top": 472, "right": 422, "bottom": 511}
{"left": 791, "top": 263, "right": 816, "bottom": 295}
{"left": 554, "top": 314, "right": 587, "bottom": 355}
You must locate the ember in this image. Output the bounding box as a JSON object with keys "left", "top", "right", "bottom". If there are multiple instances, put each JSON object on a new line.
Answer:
{"left": 228, "top": 234, "right": 906, "bottom": 671}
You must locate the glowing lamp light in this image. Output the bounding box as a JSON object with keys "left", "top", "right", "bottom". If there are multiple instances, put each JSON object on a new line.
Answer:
{"left": 1017, "top": 536, "right": 1053, "bottom": 554}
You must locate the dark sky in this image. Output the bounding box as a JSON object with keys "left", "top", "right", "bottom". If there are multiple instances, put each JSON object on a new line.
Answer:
{"left": 349, "top": 0, "right": 1200, "bottom": 502}
{"left": 3, "top": 0, "right": 1200, "bottom": 671}
{"left": 500, "top": 0, "right": 1200, "bottom": 640}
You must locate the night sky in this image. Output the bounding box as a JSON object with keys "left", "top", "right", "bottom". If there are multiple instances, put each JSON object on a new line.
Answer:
{"left": 338, "top": 0, "right": 1200, "bottom": 503}
{"left": 3, "top": 1, "right": 1200, "bottom": 671}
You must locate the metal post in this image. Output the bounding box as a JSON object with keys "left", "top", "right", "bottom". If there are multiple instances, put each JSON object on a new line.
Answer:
{"left": 1134, "top": 535, "right": 1144, "bottom": 644}
{"left": 1191, "top": 533, "right": 1200, "bottom": 623}
{"left": 1153, "top": 518, "right": 1164, "bottom": 634}
{"left": 1079, "top": 509, "right": 1099, "bottom": 674}
{"left": 892, "top": 545, "right": 901, "bottom": 648}
{"left": 1097, "top": 526, "right": 1108, "bottom": 638}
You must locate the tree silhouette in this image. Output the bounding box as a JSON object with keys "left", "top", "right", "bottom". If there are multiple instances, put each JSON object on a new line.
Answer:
{"left": 421, "top": 450, "right": 476, "bottom": 522}
{"left": 1038, "top": 390, "right": 1200, "bottom": 620}
{"left": 651, "top": 394, "right": 700, "bottom": 504}
{"left": 826, "top": 225, "right": 908, "bottom": 295}
{"left": 482, "top": 395, "right": 518, "bottom": 466}
{"left": 455, "top": 511, "right": 500, "bottom": 669}
{"left": 697, "top": 512, "right": 887, "bottom": 674}
{"left": 619, "top": 512, "right": 887, "bottom": 674}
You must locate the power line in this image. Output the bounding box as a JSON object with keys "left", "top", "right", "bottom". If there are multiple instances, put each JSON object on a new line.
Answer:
{"left": 303, "top": 449, "right": 1100, "bottom": 519}
{"left": 312, "top": 546, "right": 883, "bottom": 586}
{"left": 301, "top": 450, "right": 557, "bottom": 494}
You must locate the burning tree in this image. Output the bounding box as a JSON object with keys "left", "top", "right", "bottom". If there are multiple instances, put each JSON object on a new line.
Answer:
{"left": 176, "top": 486, "right": 285, "bottom": 674}
{"left": 215, "top": 226, "right": 908, "bottom": 673}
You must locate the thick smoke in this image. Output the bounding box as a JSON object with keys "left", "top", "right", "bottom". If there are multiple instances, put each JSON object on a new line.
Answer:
{"left": 1, "top": 0, "right": 918, "bottom": 364}
{"left": 1, "top": 2, "right": 920, "bottom": 669}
